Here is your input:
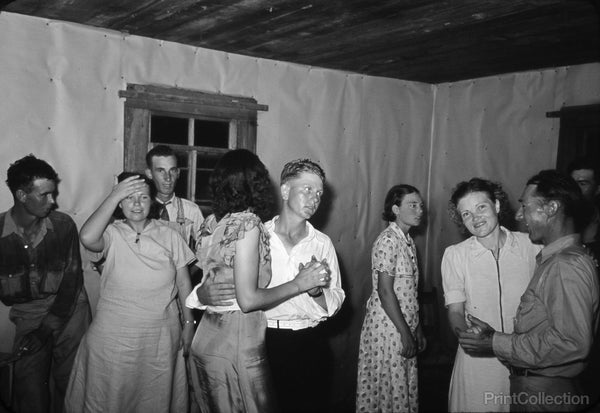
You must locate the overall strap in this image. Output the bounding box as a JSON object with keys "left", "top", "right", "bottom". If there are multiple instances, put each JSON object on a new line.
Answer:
{"left": 176, "top": 197, "right": 186, "bottom": 225}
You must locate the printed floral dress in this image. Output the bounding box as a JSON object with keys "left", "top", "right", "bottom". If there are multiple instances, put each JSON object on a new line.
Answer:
{"left": 189, "top": 211, "right": 275, "bottom": 413}
{"left": 356, "top": 222, "right": 420, "bottom": 413}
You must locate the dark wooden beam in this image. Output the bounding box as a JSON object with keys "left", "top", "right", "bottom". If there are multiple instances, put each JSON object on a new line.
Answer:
{"left": 0, "top": 0, "right": 17, "bottom": 10}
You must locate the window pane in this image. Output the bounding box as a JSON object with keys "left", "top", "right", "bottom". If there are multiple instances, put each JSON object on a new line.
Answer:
{"left": 197, "top": 154, "right": 221, "bottom": 170}
{"left": 195, "top": 170, "right": 212, "bottom": 201}
{"left": 173, "top": 151, "right": 189, "bottom": 169}
{"left": 194, "top": 119, "right": 229, "bottom": 148}
{"left": 151, "top": 115, "right": 188, "bottom": 145}
{"left": 194, "top": 153, "right": 222, "bottom": 204}
{"left": 175, "top": 172, "right": 188, "bottom": 199}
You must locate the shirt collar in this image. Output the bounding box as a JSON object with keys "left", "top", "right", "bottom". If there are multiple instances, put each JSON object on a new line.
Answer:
{"left": 1, "top": 207, "right": 53, "bottom": 240}
{"left": 156, "top": 194, "right": 176, "bottom": 205}
{"left": 467, "top": 226, "right": 515, "bottom": 257}
{"left": 537, "top": 233, "right": 581, "bottom": 264}
{"left": 267, "top": 215, "right": 316, "bottom": 242}
{"left": 115, "top": 218, "right": 156, "bottom": 234}
{"left": 265, "top": 217, "right": 276, "bottom": 231}
{"left": 388, "top": 221, "right": 412, "bottom": 244}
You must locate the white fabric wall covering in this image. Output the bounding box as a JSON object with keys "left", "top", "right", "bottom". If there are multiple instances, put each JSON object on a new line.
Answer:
{"left": 0, "top": 12, "right": 434, "bottom": 373}
{"left": 561, "top": 64, "right": 600, "bottom": 105}
{"left": 0, "top": 11, "right": 599, "bottom": 402}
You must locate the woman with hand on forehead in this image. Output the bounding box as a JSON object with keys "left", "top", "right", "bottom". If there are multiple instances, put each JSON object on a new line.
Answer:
{"left": 442, "top": 178, "right": 540, "bottom": 412}
{"left": 65, "top": 172, "right": 196, "bottom": 413}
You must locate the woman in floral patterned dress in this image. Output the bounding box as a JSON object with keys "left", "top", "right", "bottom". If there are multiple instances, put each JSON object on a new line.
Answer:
{"left": 356, "top": 184, "right": 427, "bottom": 413}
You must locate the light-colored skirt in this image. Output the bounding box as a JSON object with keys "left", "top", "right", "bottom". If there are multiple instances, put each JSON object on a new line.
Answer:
{"left": 190, "top": 310, "right": 276, "bottom": 413}
{"left": 65, "top": 299, "right": 187, "bottom": 413}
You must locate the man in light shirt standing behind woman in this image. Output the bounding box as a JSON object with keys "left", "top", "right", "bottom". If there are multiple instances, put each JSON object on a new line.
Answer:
{"left": 192, "top": 158, "right": 345, "bottom": 413}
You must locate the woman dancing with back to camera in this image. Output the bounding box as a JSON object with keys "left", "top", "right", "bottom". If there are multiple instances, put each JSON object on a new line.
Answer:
{"left": 186, "top": 149, "right": 330, "bottom": 413}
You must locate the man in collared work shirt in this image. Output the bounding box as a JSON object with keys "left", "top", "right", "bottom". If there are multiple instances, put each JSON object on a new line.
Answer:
{"left": 145, "top": 145, "right": 204, "bottom": 251}
{"left": 0, "top": 155, "right": 91, "bottom": 412}
{"left": 459, "top": 170, "right": 599, "bottom": 412}
{"left": 145, "top": 145, "right": 205, "bottom": 412}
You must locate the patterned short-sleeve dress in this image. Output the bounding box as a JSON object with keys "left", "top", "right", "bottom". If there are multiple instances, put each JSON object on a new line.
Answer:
{"left": 356, "top": 221, "right": 420, "bottom": 413}
{"left": 190, "top": 211, "right": 275, "bottom": 413}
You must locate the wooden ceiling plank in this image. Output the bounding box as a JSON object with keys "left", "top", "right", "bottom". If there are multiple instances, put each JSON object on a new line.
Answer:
{"left": 3, "top": 0, "right": 599, "bottom": 83}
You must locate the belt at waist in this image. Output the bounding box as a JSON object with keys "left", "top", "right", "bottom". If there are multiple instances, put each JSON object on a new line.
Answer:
{"left": 509, "top": 366, "right": 545, "bottom": 377}
{"left": 267, "top": 319, "right": 316, "bottom": 330}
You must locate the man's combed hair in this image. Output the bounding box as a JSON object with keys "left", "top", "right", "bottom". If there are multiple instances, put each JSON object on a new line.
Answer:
{"left": 447, "top": 177, "right": 515, "bottom": 235}
{"left": 146, "top": 144, "right": 177, "bottom": 168}
{"left": 527, "top": 169, "right": 591, "bottom": 232}
{"left": 210, "top": 149, "right": 275, "bottom": 222}
{"left": 280, "top": 159, "right": 325, "bottom": 185}
{"left": 6, "top": 154, "right": 59, "bottom": 195}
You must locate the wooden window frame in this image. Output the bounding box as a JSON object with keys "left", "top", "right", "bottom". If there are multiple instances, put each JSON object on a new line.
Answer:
{"left": 119, "top": 83, "right": 268, "bottom": 210}
{"left": 547, "top": 103, "right": 600, "bottom": 172}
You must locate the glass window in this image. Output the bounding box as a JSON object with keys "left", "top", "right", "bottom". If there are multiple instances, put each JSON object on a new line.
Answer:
{"left": 120, "top": 84, "right": 267, "bottom": 217}
{"left": 149, "top": 115, "right": 230, "bottom": 214}
{"left": 194, "top": 119, "right": 229, "bottom": 148}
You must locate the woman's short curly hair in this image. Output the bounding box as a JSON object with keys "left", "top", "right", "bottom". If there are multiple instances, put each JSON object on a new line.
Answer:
{"left": 210, "top": 149, "right": 275, "bottom": 221}
{"left": 382, "top": 184, "right": 420, "bottom": 222}
{"left": 448, "top": 178, "right": 515, "bottom": 235}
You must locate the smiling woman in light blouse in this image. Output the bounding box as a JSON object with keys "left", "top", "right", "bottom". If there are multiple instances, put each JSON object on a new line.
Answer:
{"left": 442, "top": 178, "right": 540, "bottom": 412}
